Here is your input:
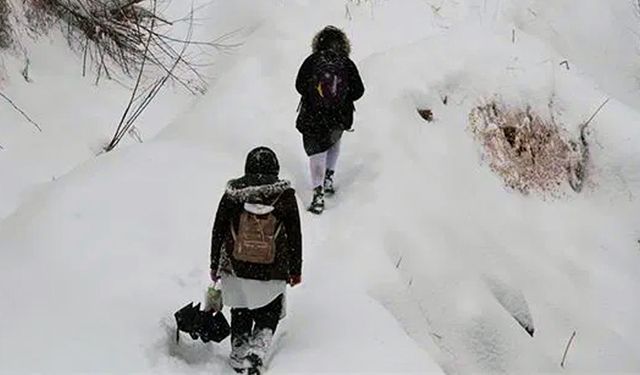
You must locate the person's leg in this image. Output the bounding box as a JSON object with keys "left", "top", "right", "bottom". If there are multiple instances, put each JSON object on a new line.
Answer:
{"left": 308, "top": 152, "right": 327, "bottom": 213}
{"left": 309, "top": 152, "right": 327, "bottom": 189}
{"left": 253, "top": 294, "right": 284, "bottom": 333}
{"left": 230, "top": 308, "right": 254, "bottom": 371}
{"left": 326, "top": 138, "right": 341, "bottom": 172}
{"left": 247, "top": 295, "right": 284, "bottom": 369}
{"left": 324, "top": 139, "right": 341, "bottom": 194}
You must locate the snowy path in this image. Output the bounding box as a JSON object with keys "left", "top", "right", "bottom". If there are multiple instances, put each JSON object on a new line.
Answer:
{"left": 270, "top": 144, "right": 440, "bottom": 373}
{"left": 269, "top": 190, "right": 440, "bottom": 373}
{"left": 168, "top": 2, "right": 444, "bottom": 371}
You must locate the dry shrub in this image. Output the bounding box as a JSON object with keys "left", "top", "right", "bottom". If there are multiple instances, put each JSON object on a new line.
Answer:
{"left": 0, "top": 0, "right": 12, "bottom": 49}
{"left": 23, "top": 0, "right": 212, "bottom": 93}
{"left": 469, "top": 101, "right": 586, "bottom": 195}
{"left": 0, "top": 0, "right": 229, "bottom": 152}
{"left": 25, "top": 0, "right": 162, "bottom": 77}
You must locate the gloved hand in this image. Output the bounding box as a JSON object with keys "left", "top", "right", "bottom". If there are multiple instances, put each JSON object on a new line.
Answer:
{"left": 288, "top": 275, "right": 302, "bottom": 287}
{"left": 210, "top": 269, "right": 220, "bottom": 283}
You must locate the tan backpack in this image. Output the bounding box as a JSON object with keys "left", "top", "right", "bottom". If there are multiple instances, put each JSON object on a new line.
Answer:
{"left": 230, "top": 198, "right": 283, "bottom": 264}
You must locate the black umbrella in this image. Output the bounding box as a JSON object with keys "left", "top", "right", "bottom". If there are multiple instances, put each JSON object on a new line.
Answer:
{"left": 174, "top": 302, "right": 230, "bottom": 344}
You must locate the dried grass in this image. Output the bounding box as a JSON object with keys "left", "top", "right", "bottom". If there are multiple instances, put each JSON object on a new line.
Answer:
{"left": 21, "top": 0, "right": 218, "bottom": 93}
{"left": 0, "top": 0, "right": 12, "bottom": 49}
{"left": 469, "top": 101, "right": 586, "bottom": 196}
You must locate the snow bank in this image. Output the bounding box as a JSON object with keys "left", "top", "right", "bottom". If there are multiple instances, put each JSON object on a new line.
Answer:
{"left": 355, "top": 17, "right": 640, "bottom": 374}
{"left": 0, "top": 0, "right": 218, "bottom": 219}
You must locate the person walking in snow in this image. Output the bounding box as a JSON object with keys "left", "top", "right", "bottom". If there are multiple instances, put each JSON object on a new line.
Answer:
{"left": 295, "top": 25, "right": 365, "bottom": 214}
{"left": 210, "top": 147, "right": 302, "bottom": 374}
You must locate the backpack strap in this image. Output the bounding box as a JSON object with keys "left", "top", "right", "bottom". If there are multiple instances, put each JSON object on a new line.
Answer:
{"left": 230, "top": 218, "right": 238, "bottom": 242}
{"left": 270, "top": 190, "right": 288, "bottom": 239}
{"left": 270, "top": 190, "right": 287, "bottom": 206}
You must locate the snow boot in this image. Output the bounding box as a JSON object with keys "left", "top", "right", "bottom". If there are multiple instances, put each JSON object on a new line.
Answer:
{"left": 229, "top": 335, "right": 251, "bottom": 373}
{"left": 246, "top": 364, "right": 261, "bottom": 375}
{"left": 246, "top": 354, "right": 262, "bottom": 375}
{"left": 246, "top": 328, "right": 273, "bottom": 374}
{"left": 308, "top": 186, "right": 325, "bottom": 214}
{"left": 324, "top": 169, "right": 336, "bottom": 196}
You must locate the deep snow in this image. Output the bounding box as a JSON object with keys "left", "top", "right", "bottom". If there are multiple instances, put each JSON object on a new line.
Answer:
{"left": 3, "top": 0, "right": 640, "bottom": 373}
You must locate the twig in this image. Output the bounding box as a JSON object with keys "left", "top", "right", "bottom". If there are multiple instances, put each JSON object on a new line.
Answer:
{"left": 21, "top": 59, "right": 32, "bottom": 82}
{"left": 105, "top": 0, "right": 199, "bottom": 152}
{"left": 583, "top": 98, "right": 610, "bottom": 128}
{"left": 128, "top": 126, "right": 143, "bottom": 143}
{"left": 96, "top": 41, "right": 112, "bottom": 81}
{"left": 114, "top": 0, "right": 145, "bottom": 11}
{"left": 122, "top": 9, "right": 193, "bottom": 128}
{"left": 395, "top": 255, "right": 403, "bottom": 269}
{"left": 560, "top": 331, "right": 576, "bottom": 368}
{"left": 0, "top": 91, "right": 42, "bottom": 132}
{"left": 148, "top": 39, "right": 201, "bottom": 93}
{"left": 123, "top": 78, "right": 163, "bottom": 127}
{"left": 137, "top": 24, "right": 240, "bottom": 49}
{"left": 95, "top": 59, "right": 103, "bottom": 85}
{"left": 569, "top": 97, "right": 608, "bottom": 193}
{"left": 345, "top": 3, "right": 352, "bottom": 20}
{"left": 82, "top": 37, "right": 89, "bottom": 77}
{"left": 105, "top": 0, "right": 156, "bottom": 152}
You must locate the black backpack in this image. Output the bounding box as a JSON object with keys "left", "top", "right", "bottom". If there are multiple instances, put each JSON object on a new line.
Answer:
{"left": 311, "top": 50, "right": 349, "bottom": 108}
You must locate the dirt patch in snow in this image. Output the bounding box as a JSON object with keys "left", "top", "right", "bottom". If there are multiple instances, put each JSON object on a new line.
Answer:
{"left": 469, "top": 101, "right": 586, "bottom": 196}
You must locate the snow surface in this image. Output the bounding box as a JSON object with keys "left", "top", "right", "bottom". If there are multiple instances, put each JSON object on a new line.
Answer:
{"left": 3, "top": 0, "right": 640, "bottom": 373}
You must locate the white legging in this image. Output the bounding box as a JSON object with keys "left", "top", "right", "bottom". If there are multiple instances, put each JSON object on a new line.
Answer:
{"left": 309, "top": 139, "right": 341, "bottom": 188}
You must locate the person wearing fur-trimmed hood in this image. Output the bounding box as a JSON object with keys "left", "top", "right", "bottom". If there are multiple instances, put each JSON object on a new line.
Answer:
{"left": 295, "top": 25, "right": 365, "bottom": 214}
{"left": 210, "top": 147, "right": 302, "bottom": 374}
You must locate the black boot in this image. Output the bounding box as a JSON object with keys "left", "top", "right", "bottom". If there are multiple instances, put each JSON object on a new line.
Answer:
{"left": 308, "top": 186, "right": 325, "bottom": 214}
{"left": 324, "top": 169, "right": 336, "bottom": 196}
{"left": 246, "top": 353, "right": 263, "bottom": 375}
{"left": 229, "top": 335, "right": 250, "bottom": 373}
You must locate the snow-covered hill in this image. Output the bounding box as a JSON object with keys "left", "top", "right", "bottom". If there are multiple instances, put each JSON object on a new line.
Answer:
{"left": 2, "top": 0, "right": 640, "bottom": 373}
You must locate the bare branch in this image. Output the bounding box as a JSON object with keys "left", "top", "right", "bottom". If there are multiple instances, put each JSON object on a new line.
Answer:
{"left": 25, "top": 0, "right": 214, "bottom": 93}
{"left": 583, "top": 98, "right": 610, "bottom": 128}
{"left": 82, "top": 36, "right": 89, "bottom": 77}
{"left": 560, "top": 331, "right": 577, "bottom": 368}
{"left": 0, "top": 91, "right": 42, "bottom": 132}
{"left": 105, "top": 0, "right": 156, "bottom": 152}
{"left": 105, "top": 0, "right": 200, "bottom": 152}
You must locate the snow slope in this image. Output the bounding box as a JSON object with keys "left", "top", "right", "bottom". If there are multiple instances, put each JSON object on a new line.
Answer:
{"left": 0, "top": 0, "right": 215, "bottom": 220}
{"left": 3, "top": 0, "right": 640, "bottom": 373}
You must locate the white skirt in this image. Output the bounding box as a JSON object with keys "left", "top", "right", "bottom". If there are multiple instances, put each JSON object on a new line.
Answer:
{"left": 221, "top": 274, "right": 286, "bottom": 310}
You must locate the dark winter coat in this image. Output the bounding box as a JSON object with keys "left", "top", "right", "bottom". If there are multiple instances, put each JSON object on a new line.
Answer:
{"left": 295, "top": 27, "right": 365, "bottom": 156}
{"left": 210, "top": 175, "right": 302, "bottom": 281}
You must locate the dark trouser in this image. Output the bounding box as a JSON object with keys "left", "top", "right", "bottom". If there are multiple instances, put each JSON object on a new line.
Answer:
{"left": 231, "top": 294, "right": 283, "bottom": 341}
{"left": 302, "top": 129, "right": 343, "bottom": 156}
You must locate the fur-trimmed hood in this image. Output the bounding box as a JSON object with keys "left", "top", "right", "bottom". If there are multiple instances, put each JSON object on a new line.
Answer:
{"left": 312, "top": 25, "right": 351, "bottom": 56}
{"left": 226, "top": 176, "right": 292, "bottom": 204}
